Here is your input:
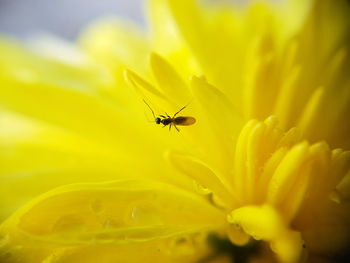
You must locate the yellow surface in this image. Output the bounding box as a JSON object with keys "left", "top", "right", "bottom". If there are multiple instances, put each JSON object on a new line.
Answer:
{"left": 1, "top": 0, "right": 350, "bottom": 262}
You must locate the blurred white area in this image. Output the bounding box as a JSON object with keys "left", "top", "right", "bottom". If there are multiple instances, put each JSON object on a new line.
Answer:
{"left": 0, "top": 0, "right": 144, "bottom": 39}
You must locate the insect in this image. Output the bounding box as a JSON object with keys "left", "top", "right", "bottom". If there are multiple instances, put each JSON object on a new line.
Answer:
{"left": 143, "top": 99, "right": 196, "bottom": 131}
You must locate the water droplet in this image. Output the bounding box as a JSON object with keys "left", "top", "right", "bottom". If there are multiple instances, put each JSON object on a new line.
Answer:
{"left": 129, "top": 204, "right": 162, "bottom": 225}
{"left": 251, "top": 233, "right": 261, "bottom": 241}
{"left": 193, "top": 180, "right": 211, "bottom": 195}
{"left": 227, "top": 224, "right": 250, "bottom": 246}
{"left": 226, "top": 212, "right": 235, "bottom": 223}
{"left": 211, "top": 194, "right": 226, "bottom": 208}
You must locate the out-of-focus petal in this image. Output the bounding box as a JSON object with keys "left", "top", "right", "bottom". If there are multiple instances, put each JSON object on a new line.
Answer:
{"left": 0, "top": 179, "right": 224, "bottom": 262}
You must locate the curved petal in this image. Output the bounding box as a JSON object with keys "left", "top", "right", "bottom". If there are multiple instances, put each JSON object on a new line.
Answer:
{"left": 0, "top": 237, "right": 211, "bottom": 263}
{"left": 150, "top": 52, "right": 191, "bottom": 103}
{"left": 228, "top": 205, "right": 303, "bottom": 263}
{"left": 166, "top": 150, "right": 236, "bottom": 207}
{"left": 1, "top": 179, "right": 224, "bottom": 240}
{"left": 0, "top": 179, "right": 224, "bottom": 262}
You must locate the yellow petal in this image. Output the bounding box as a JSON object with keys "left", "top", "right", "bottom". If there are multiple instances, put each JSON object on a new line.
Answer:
{"left": 1, "top": 236, "right": 210, "bottom": 263}
{"left": 0, "top": 77, "right": 134, "bottom": 147}
{"left": 166, "top": 151, "right": 235, "bottom": 207}
{"left": 150, "top": 53, "right": 191, "bottom": 103}
{"left": 226, "top": 224, "right": 250, "bottom": 247}
{"left": 1, "top": 179, "right": 224, "bottom": 240}
{"left": 41, "top": 242, "right": 178, "bottom": 263}
{"left": 227, "top": 205, "right": 303, "bottom": 263}
{"left": 267, "top": 142, "right": 309, "bottom": 205}
{"left": 190, "top": 76, "right": 242, "bottom": 174}
{"left": 0, "top": 110, "right": 197, "bottom": 222}
{"left": 163, "top": 0, "right": 244, "bottom": 100}
{"left": 0, "top": 180, "right": 224, "bottom": 262}
{"left": 124, "top": 69, "right": 166, "bottom": 100}
{"left": 146, "top": 0, "right": 201, "bottom": 79}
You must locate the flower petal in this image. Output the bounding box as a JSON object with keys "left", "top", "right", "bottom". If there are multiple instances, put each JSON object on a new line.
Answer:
{"left": 267, "top": 142, "right": 309, "bottom": 206}
{"left": 166, "top": 151, "right": 236, "bottom": 207}
{"left": 0, "top": 179, "right": 224, "bottom": 262}
{"left": 228, "top": 205, "right": 303, "bottom": 263}
{"left": 1, "top": 179, "right": 224, "bottom": 241}
{"left": 163, "top": 0, "right": 244, "bottom": 100}
{"left": 1, "top": 237, "right": 210, "bottom": 263}
{"left": 150, "top": 53, "right": 191, "bottom": 103}
{"left": 190, "top": 76, "right": 242, "bottom": 174}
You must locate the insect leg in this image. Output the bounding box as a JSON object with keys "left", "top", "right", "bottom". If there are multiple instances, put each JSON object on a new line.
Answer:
{"left": 169, "top": 124, "right": 172, "bottom": 131}
{"left": 174, "top": 125, "right": 180, "bottom": 132}
{"left": 165, "top": 112, "right": 171, "bottom": 118}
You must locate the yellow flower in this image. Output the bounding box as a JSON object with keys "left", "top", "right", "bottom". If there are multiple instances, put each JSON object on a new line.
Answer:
{"left": 0, "top": 0, "right": 350, "bottom": 263}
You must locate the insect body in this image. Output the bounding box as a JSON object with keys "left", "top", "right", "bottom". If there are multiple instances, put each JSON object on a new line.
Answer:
{"left": 144, "top": 100, "right": 196, "bottom": 131}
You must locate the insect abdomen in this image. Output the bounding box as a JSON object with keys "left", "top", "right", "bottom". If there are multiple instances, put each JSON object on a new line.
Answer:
{"left": 174, "top": 116, "right": 196, "bottom": 126}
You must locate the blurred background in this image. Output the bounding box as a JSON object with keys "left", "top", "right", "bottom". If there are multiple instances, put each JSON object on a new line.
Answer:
{"left": 0, "top": 0, "right": 145, "bottom": 40}
{"left": 0, "top": 0, "right": 275, "bottom": 40}
{"left": 0, "top": 0, "right": 290, "bottom": 43}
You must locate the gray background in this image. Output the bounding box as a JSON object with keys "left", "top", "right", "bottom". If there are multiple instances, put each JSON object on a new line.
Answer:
{"left": 0, "top": 0, "right": 259, "bottom": 40}
{"left": 0, "top": 0, "right": 145, "bottom": 40}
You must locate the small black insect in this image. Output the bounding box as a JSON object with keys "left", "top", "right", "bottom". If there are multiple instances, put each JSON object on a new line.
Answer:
{"left": 143, "top": 99, "right": 196, "bottom": 131}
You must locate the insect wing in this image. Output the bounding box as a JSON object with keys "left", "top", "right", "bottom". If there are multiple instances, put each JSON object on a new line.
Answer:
{"left": 174, "top": 116, "right": 196, "bottom": 126}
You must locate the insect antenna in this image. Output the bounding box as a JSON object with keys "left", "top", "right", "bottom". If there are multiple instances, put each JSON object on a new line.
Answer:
{"left": 173, "top": 98, "right": 194, "bottom": 118}
{"left": 143, "top": 99, "right": 156, "bottom": 119}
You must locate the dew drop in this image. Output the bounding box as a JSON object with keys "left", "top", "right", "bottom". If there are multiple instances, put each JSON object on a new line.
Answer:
{"left": 129, "top": 204, "right": 162, "bottom": 225}
{"left": 227, "top": 223, "right": 250, "bottom": 246}
{"left": 211, "top": 194, "right": 226, "bottom": 208}
{"left": 193, "top": 180, "right": 212, "bottom": 195}
{"left": 226, "top": 212, "right": 235, "bottom": 223}
{"left": 251, "top": 234, "right": 261, "bottom": 241}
